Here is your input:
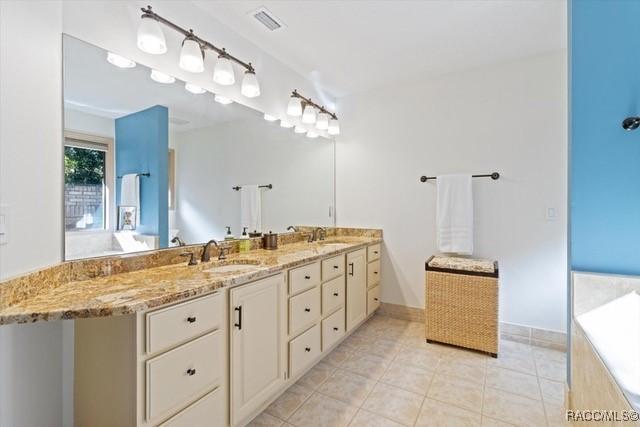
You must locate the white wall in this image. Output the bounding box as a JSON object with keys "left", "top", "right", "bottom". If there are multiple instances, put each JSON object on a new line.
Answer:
{"left": 0, "top": 2, "right": 65, "bottom": 427}
{"left": 64, "top": 108, "right": 114, "bottom": 138}
{"left": 174, "top": 119, "right": 334, "bottom": 243}
{"left": 336, "top": 51, "right": 568, "bottom": 332}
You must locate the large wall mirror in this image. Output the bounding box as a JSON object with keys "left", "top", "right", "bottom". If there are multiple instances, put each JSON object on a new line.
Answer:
{"left": 63, "top": 35, "right": 336, "bottom": 260}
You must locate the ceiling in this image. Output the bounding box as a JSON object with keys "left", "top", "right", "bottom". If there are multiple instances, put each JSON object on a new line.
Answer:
{"left": 193, "top": 0, "right": 566, "bottom": 98}
{"left": 63, "top": 35, "right": 260, "bottom": 132}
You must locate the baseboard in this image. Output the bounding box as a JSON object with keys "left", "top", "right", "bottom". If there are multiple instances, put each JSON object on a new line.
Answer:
{"left": 378, "top": 302, "right": 567, "bottom": 351}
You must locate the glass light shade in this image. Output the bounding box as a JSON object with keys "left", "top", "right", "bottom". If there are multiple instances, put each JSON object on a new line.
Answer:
{"left": 241, "top": 71, "right": 260, "bottom": 98}
{"left": 280, "top": 120, "right": 294, "bottom": 128}
{"left": 179, "top": 38, "right": 204, "bottom": 73}
{"left": 301, "top": 105, "right": 317, "bottom": 124}
{"left": 287, "top": 97, "right": 303, "bottom": 116}
{"left": 185, "top": 82, "right": 206, "bottom": 94}
{"left": 294, "top": 125, "right": 306, "bottom": 134}
{"left": 150, "top": 69, "right": 175, "bottom": 84}
{"left": 328, "top": 118, "right": 340, "bottom": 135}
{"left": 213, "top": 56, "right": 235, "bottom": 86}
{"left": 263, "top": 114, "right": 277, "bottom": 122}
{"left": 316, "top": 112, "right": 329, "bottom": 130}
{"left": 137, "top": 16, "right": 167, "bottom": 54}
{"left": 306, "top": 130, "right": 319, "bottom": 138}
{"left": 107, "top": 52, "right": 136, "bottom": 68}
{"left": 214, "top": 94, "right": 233, "bottom": 105}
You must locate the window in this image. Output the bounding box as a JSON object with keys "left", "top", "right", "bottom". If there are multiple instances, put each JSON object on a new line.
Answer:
{"left": 64, "top": 131, "right": 114, "bottom": 231}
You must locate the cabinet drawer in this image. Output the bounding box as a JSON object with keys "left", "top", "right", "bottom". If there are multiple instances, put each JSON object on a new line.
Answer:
{"left": 289, "top": 262, "right": 321, "bottom": 295}
{"left": 367, "top": 285, "right": 380, "bottom": 315}
{"left": 322, "top": 307, "right": 345, "bottom": 351}
{"left": 146, "top": 292, "right": 222, "bottom": 355}
{"left": 289, "top": 286, "right": 320, "bottom": 337}
{"left": 146, "top": 331, "right": 222, "bottom": 421}
{"left": 367, "top": 244, "right": 381, "bottom": 262}
{"left": 322, "top": 254, "right": 345, "bottom": 281}
{"left": 322, "top": 276, "right": 345, "bottom": 316}
{"left": 289, "top": 324, "right": 321, "bottom": 377}
{"left": 159, "top": 388, "right": 224, "bottom": 427}
{"left": 367, "top": 259, "right": 381, "bottom": 288}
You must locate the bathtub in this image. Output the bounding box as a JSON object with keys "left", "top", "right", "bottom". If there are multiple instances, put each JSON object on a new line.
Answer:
{"left": 576, "top": 291, "right": 640, "bottom": 411}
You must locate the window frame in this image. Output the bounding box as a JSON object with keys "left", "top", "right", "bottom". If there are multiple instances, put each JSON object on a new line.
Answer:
{"left": 64, "top": 130, "right": 115, "bottom": 233}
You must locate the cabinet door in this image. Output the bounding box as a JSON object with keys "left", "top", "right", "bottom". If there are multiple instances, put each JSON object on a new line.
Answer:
{"left": 346, "top": 249, "right": 367, "bottom": 332}
{"left": 230, "top": 274, "right": 286, "bottom": 426}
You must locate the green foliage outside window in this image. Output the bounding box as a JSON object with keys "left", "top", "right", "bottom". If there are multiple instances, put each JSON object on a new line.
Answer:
{"left": 64, "top": 146, "right": 105, "bottom": 184}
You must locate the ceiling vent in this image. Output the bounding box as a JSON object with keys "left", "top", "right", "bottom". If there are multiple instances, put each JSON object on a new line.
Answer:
{"left": 251, "top": 7, "right": 285, "bottom": 31}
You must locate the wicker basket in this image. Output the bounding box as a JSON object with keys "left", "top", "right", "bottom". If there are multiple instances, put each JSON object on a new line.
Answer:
{"left": 425, "top": 255, "right": 499, "bottom": 357}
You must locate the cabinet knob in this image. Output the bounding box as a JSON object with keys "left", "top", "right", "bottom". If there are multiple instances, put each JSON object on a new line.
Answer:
{"left": 333, "top": 292, "right": 339, "bottom": 297}
{"left": 304, "top": 307, "right": 311, "bottom": 312}
{"left": 374, "top": 298, "right": 379, "bottom": 302}
{"left": 333, "top": 327, "right": 339, "bottom": 331}
{"left": 305, "top": 347, "right": 311, "bottom": 352}
{"left": 186, "top": 368, "right": 196, "bottom": 376}
{"left": 186, "top": 316, "right": 197, "bottom": 323}
{"left": 333, "top": 265, "right": 339, "bottom": 269}
{"left": 304, "top": 275, "right": 311, "bottom": 280}
{"left": 374, "top": 271, "right": 378, "bottom": 275}
{"left": 374, "top": 251, "right": 378, "bottom": 254}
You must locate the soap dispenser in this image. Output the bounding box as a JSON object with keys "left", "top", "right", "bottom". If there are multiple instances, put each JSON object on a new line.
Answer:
{"left": 224, "top": 226, "right": 235, "bottom": 241}
{"left": 239, "top": 227, "right": 251, "bottom": 252}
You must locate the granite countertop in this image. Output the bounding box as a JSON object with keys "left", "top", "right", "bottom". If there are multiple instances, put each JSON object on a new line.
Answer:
{"left": 0, "top": 236, "right": 380, "bottom": 325}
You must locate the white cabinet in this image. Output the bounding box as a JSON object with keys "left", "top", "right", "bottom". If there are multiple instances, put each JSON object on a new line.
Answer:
{"left": 230, "top": 274, "right": 286, "bottom": 426}
{"left": 346, "top": 248, "right": 367, "bottom": 332}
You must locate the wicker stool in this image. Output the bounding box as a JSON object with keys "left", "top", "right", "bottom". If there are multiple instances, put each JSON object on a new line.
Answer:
{"left": 425, "top": 255, "right": 499, "bottom": 357}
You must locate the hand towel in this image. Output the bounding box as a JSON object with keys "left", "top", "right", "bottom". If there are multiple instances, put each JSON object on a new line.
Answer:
{"left": 436, "top": 174, "right": 473, "bottom": 255}
{"left": 240, "top": 185, "right": 262, "bottom": 232}
{"left": 120, "top": 174, "right": 140, "bottom": 227}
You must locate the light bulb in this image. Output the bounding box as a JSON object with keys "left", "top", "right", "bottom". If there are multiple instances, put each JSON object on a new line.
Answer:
{"left": 316, "top": 112, "right": 329, "bottom": 130}
{"left": 280, "top": 120, "right": 294, "bottom": 128}
{"left": 287, "top": 97, "right": 303, "bottom": 116}
{"left": 214, "top": 94, "right": 233, "bottom": 105}
{"left": 263, "top": 114, "right": 277, "bottom": 122}
{"left": 302, "top": 105, "right": 317, "bottom": 124}
{"left": 294, "top": 125, "right": 306, "bottom": 134}
{"left": 213, "top": 55, "right": 235, "bottom": 86}
{"left": 328, "top": 118, "right": 340, "bottom": 135}
{"left": 150, "top": 69, "right": 175, "bottom": 84}
{"left": 185, "top": 82, "right": 206, "bottom": 94}
{"left": 179, "top": 37, "right": 204, "bottom": 73}
{"left": 107, "top": 52, "right": 136, "bottom": 68}
{"left": 137, "top": 15, "right": 167, "bottom": 55}
{"left": 241, "top": 70, "right": 260, "bottom": 98}
{"left": 306, "top": 130, "right": 319, "bottom": 138}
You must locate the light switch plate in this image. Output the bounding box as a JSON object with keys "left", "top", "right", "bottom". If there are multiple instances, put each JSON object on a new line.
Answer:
{"left": 545, "top": 207, "right": 556, "bottom": 221}
{"left": 0, "top": 204, "right": 8, "bottom": 245}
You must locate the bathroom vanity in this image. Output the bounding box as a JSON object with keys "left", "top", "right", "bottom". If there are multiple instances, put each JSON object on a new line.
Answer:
{"left": 0, "top": 231, "right": 381, "bottom": 427}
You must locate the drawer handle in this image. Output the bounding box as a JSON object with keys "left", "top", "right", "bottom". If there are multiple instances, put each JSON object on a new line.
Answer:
{"left": 186, "top": 316, "right": 197, "bottom": 323}
{"left": 333, "top": 265, "right": 339, "bottom": 269}
{"left": 186, "top": 368, "right": 196, "bottom": 376}
{"left": 234, "top": 306, "right": 242, "bottom": 330}
{"left": 333, "top": 327, "right": 339, "bottom": 331}
{"left": 304, "top": 275, "right": 311, "bottom": 280}
{"left": 348, "top": 263, "right": 354, "bottom": 276}
{"left": 333, "top": 292, "right": 339, "bottom": 297}
{"left": 304, "top": 307, "right": 311, "bottom": 312}
{"left": 305, "top": 347, "right": 311, "bottom": 352}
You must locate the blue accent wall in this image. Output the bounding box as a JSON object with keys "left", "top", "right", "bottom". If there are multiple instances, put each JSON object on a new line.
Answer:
{"left": 571, "top": 0, "right": 640, "bottom": 275}
{"left": 115, "top": 105, "right": 168, "bottom": 247}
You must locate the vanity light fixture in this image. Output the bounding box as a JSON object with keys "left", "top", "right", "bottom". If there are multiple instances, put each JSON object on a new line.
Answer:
{"left": 214, "top": 94, "right": 233, "bottom": 105}
{"left": 288, "top": 90, "right": 339, "bottom": 135}
{"left": 280, "top": 120, "right": 294, "bottom": 128}
{"left": 185, "top": 82, "right": 206, "bottom": 94}
{"left": 263, "top": 114, "right": 278, "bottom": 122}
{"left": 107, "top": 52, "right": 136, "bottom": 68}
{"left": 294, "top": 125, "right": 306, "bottom": 134}
{"left": 306, "top": 130, "right": 319, "bottom": 138}
{"left": 138, "top": 5, "right": 260, "bottom": 97}
{"left": 150, "top": 69, "right": 175, "bottom": 84}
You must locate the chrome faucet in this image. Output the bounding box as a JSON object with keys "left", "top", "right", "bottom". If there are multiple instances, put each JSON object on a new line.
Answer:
{"left": 201, "top": 239, "right": 219, "bottom": 262}
{"left": 287, "top": 226, "right": 298, "bottom": 232}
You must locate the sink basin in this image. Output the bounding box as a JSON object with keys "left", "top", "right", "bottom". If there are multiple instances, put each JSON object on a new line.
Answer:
{"left": 317, "top": 242, "right": 352, "bottom": 251}
{"left": 203, "top": 260, "right": 263, "bottom": 274}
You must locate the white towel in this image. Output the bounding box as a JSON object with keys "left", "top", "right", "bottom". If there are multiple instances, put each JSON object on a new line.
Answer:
{"left": 120, "top": 174, "right": 140, "bottom": 227}
{"left": 436, "top": 174, "right": 474, "bottom": 255}
{"left": 240, "top": 185, "right": 261, "bottom": 233}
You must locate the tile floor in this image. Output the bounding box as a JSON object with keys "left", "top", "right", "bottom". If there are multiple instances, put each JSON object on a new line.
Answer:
{"left": 248, "top": 314, "right": 568, "bottom": 427}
